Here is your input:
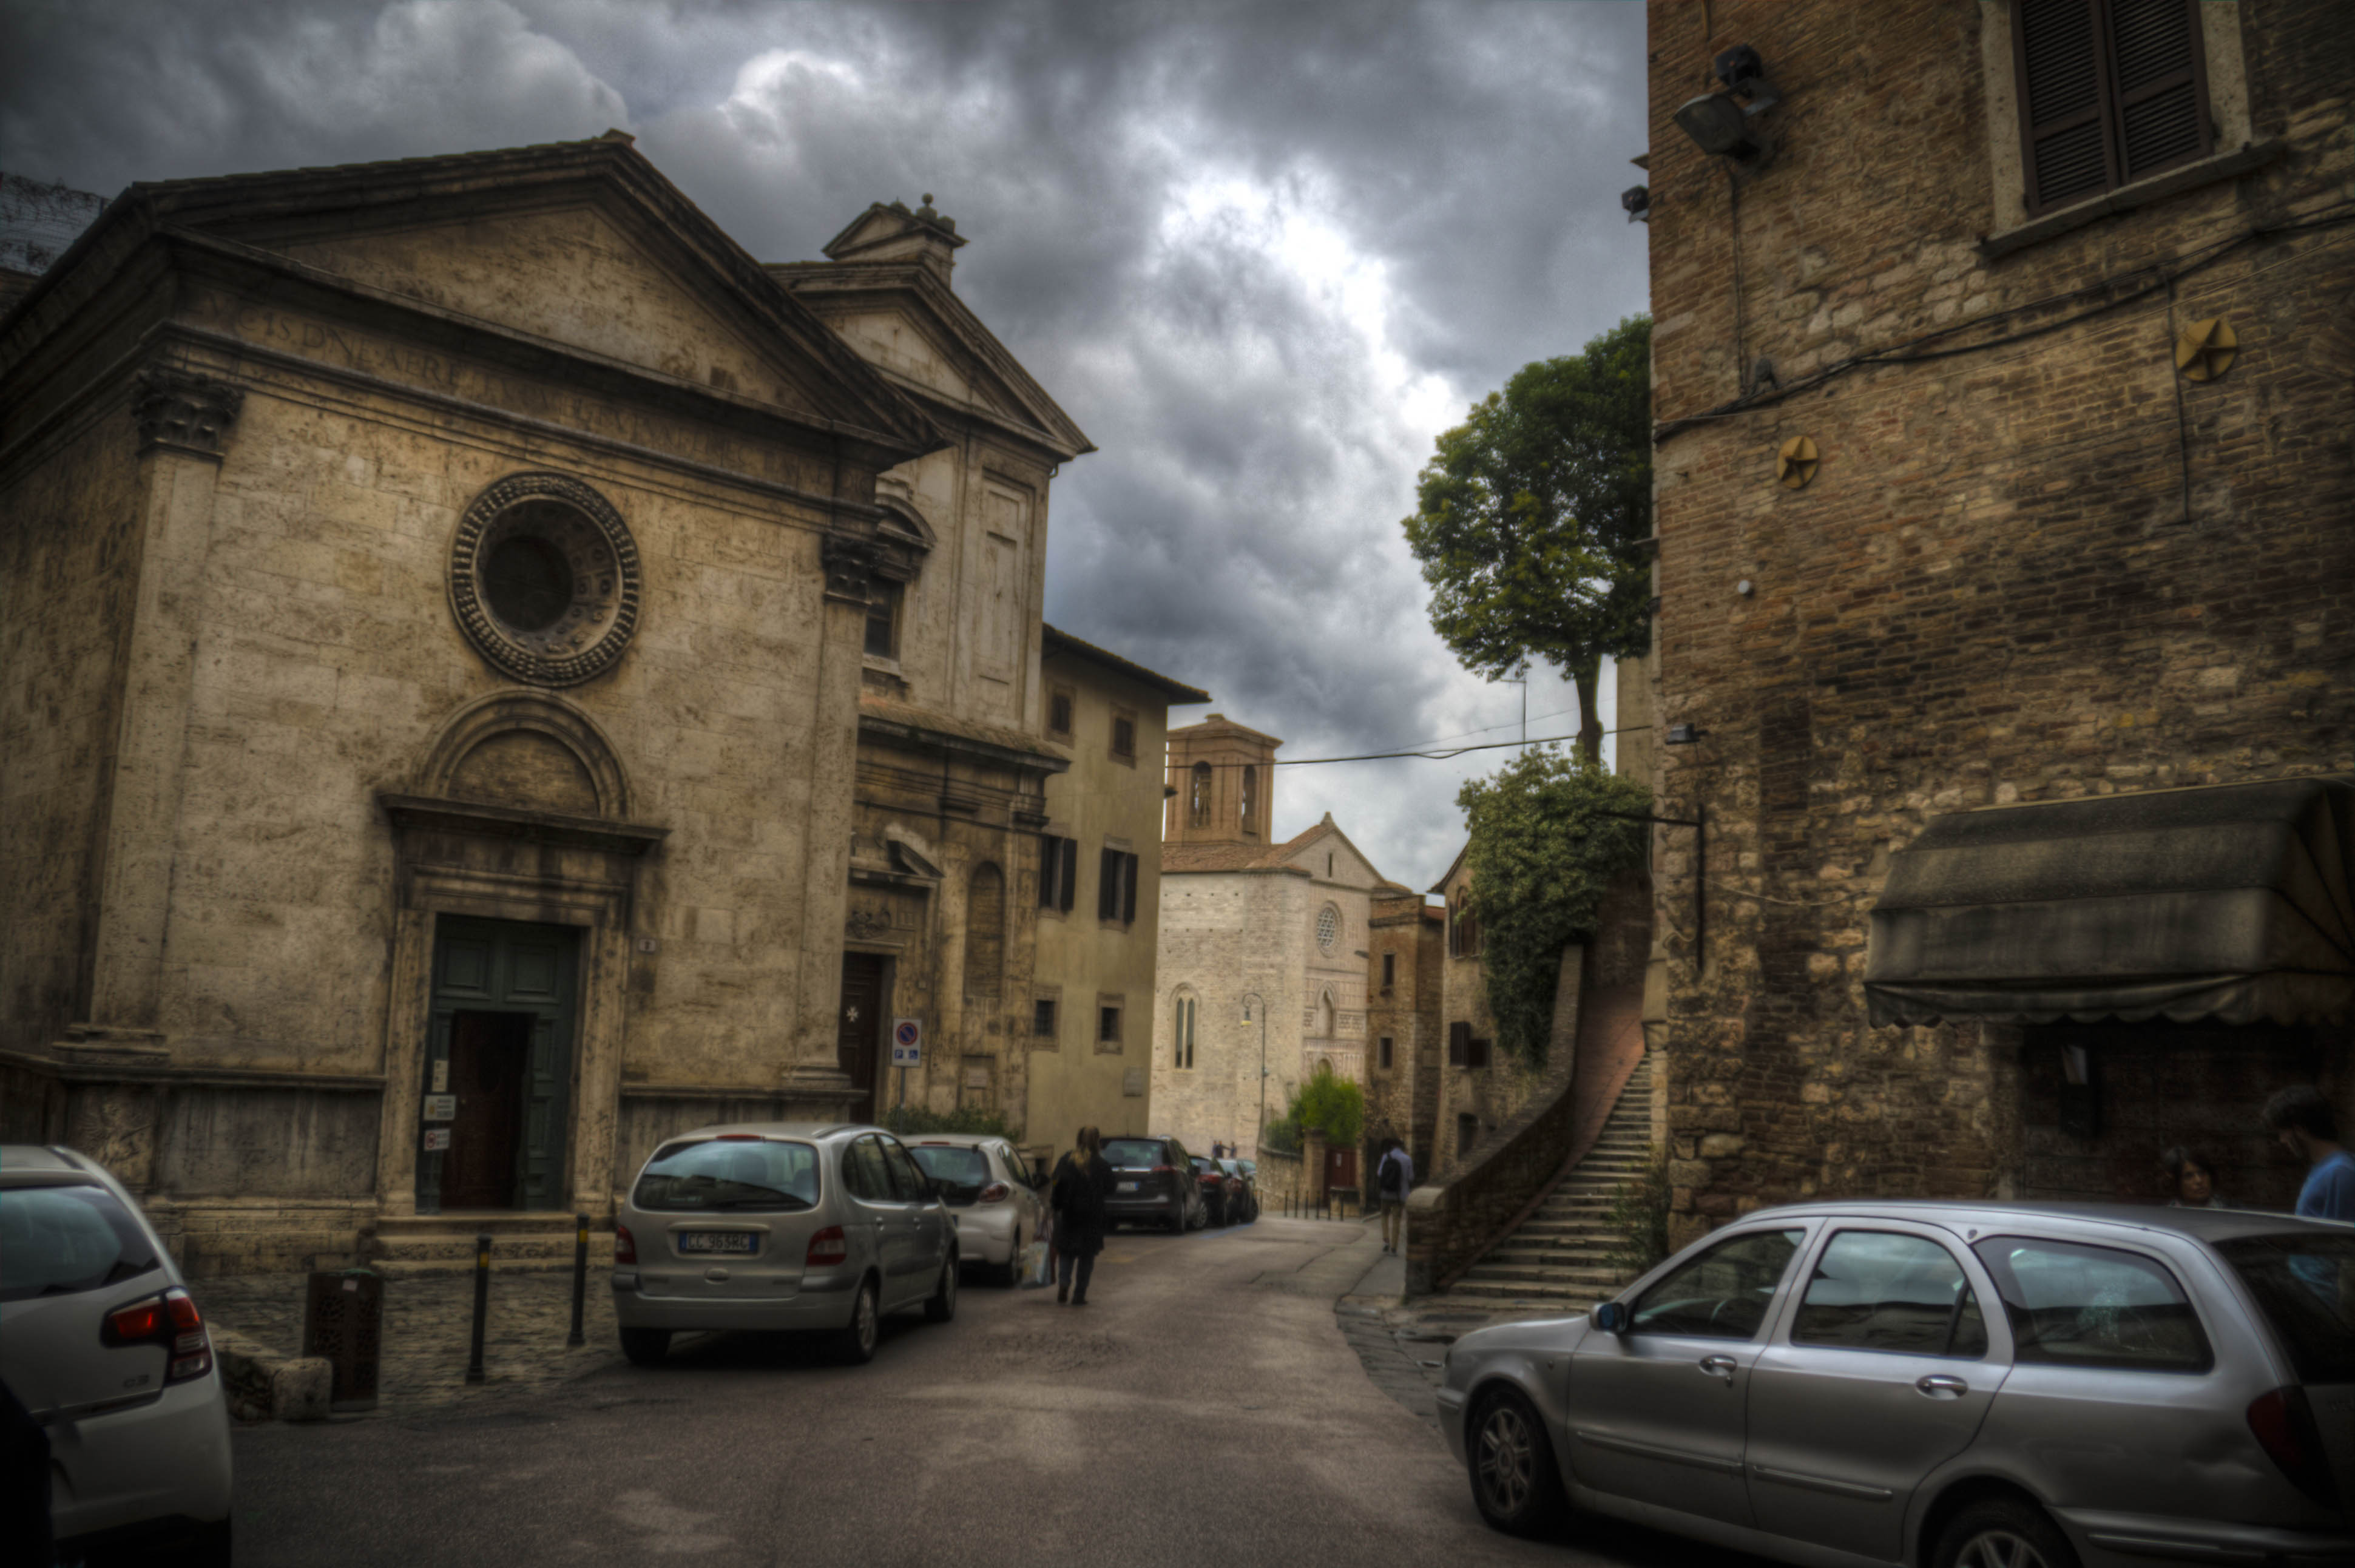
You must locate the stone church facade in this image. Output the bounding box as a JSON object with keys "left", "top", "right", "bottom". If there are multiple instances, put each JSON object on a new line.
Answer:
{"left": 1150, "top": 715, "right": 1404, "bottom": 1172}
{"left": 0, "top": 136, "right": 1108, "bottom": 1272}
{"left": 1641, "top": 1, "right": 2353, "bottom": 1240}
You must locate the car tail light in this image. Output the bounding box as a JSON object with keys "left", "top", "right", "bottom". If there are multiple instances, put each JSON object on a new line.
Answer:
{"left": 102, "top": 1287, "right": 212, "bottom": 1384}
{"left": 2248, "top": 1388, "right": 2340, "bottom": 1507}
{"left": 806, "top": 1226, "right": 849, "bottom": 1267}
{"left": 715, "top": 1134, "right": 762, "bottom": 1141}
{"left": 615, "top": 1223, "right": 637, "bottom": 1265}
{"left": 979, "top": 1182, "right": 1010, "bottom": 1204}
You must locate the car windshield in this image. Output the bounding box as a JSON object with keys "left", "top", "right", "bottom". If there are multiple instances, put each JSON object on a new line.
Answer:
{"left": 1103, "top": 1140, "right": 1164, "bottom": 1170}
{"left": 0, "top": 1183, "right": 163, "bottom": 1303}
{"left": 909, "top": 1146, "right": 992, "bottom": 1205}
{"left": 1191, "top": 1156, "right": 1218, "bottom": 1175}
{"left": 2217, "top": 1232, "right": 2355, "bottom": 1385}
{"left": 634, "top": 1139, "right": 819, "bottom": 1211}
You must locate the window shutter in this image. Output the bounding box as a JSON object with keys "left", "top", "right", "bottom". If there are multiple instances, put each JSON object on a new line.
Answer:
{"left": 1098, "top": 847, "right": 1118, "bottom": 919}
{"left": 1121, "top": 853, "right": 1139, "bottom": 924}
{"left": 2015, "top": 0, "right": 2117, "bottom": 214}
{"left": 2108, "top": 0, "right": 2208, "bottom": 180}
{"left": 1470, "top": 1037, "right": 1492, "bottom": 1069}
{"left": 1448, "top": 1021, "right": 1471, "bottom": 1066}
{"left": 1039, "top": 837, "right": 1059, "bottom": 909}
{"left": 1059, "top": 839, "right": 1076, "bottom": 911}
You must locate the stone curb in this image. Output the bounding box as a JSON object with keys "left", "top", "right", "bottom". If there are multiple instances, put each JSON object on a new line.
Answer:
{"left": 212, "top": 1327, "right": 332, "bottom": 1423}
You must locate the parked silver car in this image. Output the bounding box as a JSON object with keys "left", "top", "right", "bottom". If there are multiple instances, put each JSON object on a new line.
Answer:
{"left": 1439, "top": 1201, "right": 2354, "bottom": 1567}
{"left": 612, "top": 1123, "right": 957, "bottom": 1366}
{"left": 904, "top": 1135, "right": 1047, "bottom": 1285}
{"left": 0, "top": 1145, "right": 234, "bottom": 1563}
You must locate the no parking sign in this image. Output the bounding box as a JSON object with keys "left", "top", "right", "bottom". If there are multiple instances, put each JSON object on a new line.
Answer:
{"left": 891, "top": 1018, "right": 922, "bottom": 1068}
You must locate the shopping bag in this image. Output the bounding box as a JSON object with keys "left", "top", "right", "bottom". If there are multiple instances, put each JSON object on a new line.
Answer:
{"left": 1018, "top": 1237, "right": 1052, "bottom": 1288}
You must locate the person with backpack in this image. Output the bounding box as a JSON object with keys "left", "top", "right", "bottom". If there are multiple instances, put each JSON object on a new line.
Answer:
{"left": 1376, "top": 1137, "right": 1414, "bottom": 1254}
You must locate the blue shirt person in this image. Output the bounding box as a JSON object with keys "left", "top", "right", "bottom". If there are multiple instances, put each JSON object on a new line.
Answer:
{"left": 2298, "top": 1149, "right": 2355, "bottom": 1223}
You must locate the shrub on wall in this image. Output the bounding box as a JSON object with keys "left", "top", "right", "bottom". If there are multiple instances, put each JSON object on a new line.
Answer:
{"left": 1459, "top": 747, "right": 1651, "bottom": 1061}
{"left": 1262, "top": 1065, "right": 1364, "bottom": 1155}
{"left": 888, "top": 1104, "right": 1022, "bottom": 1141}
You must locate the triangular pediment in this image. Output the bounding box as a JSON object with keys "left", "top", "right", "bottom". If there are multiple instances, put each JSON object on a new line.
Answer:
{"left": 771, "top": 259, "right": 1093, "bottom": 460}
{"left": 97, "top": 137, "right": 942, "bottom": 455}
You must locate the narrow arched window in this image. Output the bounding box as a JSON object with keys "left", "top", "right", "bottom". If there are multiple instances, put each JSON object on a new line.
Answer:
{"left": 1317, "top": 989, "right": 1336, "bottom": 1038}
{"left": 1239, "top": 765, "right": 1258, "bottom": 835}
{"left": 1189, "top": 762, "right": 1212, "bottom": 828}
{"left": 1173, "top": 992, "right": 1197, "bottom": 1069}
{"left": 964, "top": 862, "right": 1005, "bottom": 1002}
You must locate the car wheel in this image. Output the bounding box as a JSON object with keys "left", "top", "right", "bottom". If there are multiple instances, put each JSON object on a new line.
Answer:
{"left": 835, "top": 1277, "right": 880, "bottom": 1364}
{"left": 924, "top": 1253, "right": 958, "bottom": 1322}
{"left": 620, "top": 1327, "right": 671, "bottom": 1367}
{"left": 995, "top": 1231, "right": 1022, "bottom": 1288}
{"left": 1468, "top": 1387, "right": 1567, "bottom": 1538}
{"left": 1932, "top": 1496, "right": 2080, "bottom": 1568}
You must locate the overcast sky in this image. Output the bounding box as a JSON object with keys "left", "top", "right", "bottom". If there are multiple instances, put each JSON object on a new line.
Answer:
{"left": 1, "top": 0, "right": 1652, "bottom": 890}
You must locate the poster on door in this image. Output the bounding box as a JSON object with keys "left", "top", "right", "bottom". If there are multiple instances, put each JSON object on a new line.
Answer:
{"left": 422, "top": 1127, "right": 452, "bottom": 1152}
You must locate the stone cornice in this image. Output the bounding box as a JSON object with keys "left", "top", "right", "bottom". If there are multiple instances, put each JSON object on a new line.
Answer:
{"left": 377, "top": 792, "right": 669, "bottom": 857}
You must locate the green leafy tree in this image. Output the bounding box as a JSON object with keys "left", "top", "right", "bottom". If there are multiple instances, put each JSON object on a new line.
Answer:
{"left": 1277, "top": 1064, "right": 1364, "bottom": 1151}
{"left": 1459, "top": 748, "right": 1652, "bottom": 1059}
{"left": 1403, "top": 317, "right": 1653, "bottom": 760}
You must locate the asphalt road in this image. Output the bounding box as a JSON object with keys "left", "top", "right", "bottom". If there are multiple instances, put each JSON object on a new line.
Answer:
{"left": 231, "top": 1217, "right": 1751, "bottom": 1567}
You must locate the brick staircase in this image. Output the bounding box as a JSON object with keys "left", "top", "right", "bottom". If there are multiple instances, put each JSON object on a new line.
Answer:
{"left": 366, "top": 1214, "right": 601, "bottom": 1277}
{"left": 1444, "top": 1052, "right": 1655, "bottom": 1307}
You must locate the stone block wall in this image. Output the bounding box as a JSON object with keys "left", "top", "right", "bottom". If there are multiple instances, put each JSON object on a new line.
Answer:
{"left": 1643, "top": 0, "right": 2355, "bottom": 1237}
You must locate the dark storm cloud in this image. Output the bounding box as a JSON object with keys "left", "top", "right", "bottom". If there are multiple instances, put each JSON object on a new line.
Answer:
{"left": 0, "top": 0, "right": 1650, "bottom": 885}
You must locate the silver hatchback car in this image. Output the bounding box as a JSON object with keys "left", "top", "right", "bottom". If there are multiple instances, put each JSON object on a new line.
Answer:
{"left": 612, "top": 1123, "right": 957, "bottom": 1366}
{"left": 1439, "top": 1201, "right": 2354, "bottom": 1567}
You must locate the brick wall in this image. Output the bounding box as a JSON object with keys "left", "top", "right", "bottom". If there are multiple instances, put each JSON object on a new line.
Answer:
{"left": 1644, "top": 0, "right": 2355, "bottom": 1237}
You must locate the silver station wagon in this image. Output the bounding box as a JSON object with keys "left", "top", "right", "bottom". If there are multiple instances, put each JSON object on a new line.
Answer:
{"left": 1439, "top": 1202, "right": 2354, "bottom": 1568}
{"left": 612, "top": 1123, "right": 957, "bottom": 1365}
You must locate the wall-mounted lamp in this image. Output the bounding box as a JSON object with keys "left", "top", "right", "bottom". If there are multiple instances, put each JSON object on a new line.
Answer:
{"left": 1621, "top": 185, "right": 1651, "bottom": 223}
{"left": 1673, "top": 42, "right": 1783, "bottom": 164}
{"left": 1664, "top": 723, "right": 1703, "bottom": 745}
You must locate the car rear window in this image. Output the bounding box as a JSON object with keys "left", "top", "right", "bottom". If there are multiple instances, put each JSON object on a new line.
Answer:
{"left": 2216, "top": 1233, "right": 2355, "bottom": 1385}
{"left": 634, "top": 1140, "right": 819, "bottom": 1212}
{"left": 1973, "top": 1236, "right": 2211, "bottom": 1372}
{"left": 910, "top": 1146, "right": 990, "bottom": 1203}
{"left": 0, "top": 1183, "right": 163, "bottom": 1303}
{"left": 1103, "top": 1140, "right": 1164, "bottom": 1169}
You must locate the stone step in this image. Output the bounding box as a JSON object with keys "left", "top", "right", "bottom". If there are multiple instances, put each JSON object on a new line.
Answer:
{"left": 1447, "top": 1276, "right": 1627, "bottom": 1303}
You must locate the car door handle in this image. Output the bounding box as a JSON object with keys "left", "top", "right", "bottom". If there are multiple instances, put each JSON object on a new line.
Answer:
{"left": 1916, "top": 1374, "right": 1968, "bottom": 1399}
{"left": 1698, "top": 1355, "right": 1738, "bottom": 1381}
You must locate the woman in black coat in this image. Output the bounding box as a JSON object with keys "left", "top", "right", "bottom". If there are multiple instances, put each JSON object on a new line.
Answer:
{"left": 1050, "top": 1126, "right": 1113, "bottom": 1305}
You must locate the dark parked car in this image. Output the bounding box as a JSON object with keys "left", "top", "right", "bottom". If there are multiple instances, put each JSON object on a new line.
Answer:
{"left": 1192, "top": 1155, "right": 1245, "bottom": 1225}
{"left": 1102, "top": 1135, "right": 1204, "bottom": 1232}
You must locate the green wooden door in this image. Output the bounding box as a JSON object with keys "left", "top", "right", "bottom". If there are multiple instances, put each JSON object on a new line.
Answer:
{"left": 418, "top": 917, "right": 580, "bottom": 1214}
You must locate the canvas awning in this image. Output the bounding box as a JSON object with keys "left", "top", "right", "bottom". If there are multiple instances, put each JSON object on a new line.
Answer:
{"left": 1865, "top": 778, "right": 2355, "bottom": 1028}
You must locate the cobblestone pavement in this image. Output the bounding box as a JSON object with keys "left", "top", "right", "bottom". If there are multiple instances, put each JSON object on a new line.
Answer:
{"left": 191, "top": 1268, "right": 623, "bottom": 1418}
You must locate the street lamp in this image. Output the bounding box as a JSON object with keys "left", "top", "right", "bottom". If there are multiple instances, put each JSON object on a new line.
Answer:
{"left": 1240, "top": 991, "right": 1269, "bottom": 1157}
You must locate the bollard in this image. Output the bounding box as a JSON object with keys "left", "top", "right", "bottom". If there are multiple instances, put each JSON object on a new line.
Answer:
{"left": 567, "top": 1213, "right": 588, "bottom": 1347}
{"left": 465, "top": 1233, "right": 490, "bottom": 1384}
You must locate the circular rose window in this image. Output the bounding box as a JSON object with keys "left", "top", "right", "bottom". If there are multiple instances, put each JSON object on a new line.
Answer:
{"left": 449, "top": 474, "right": 641, "bottom": 686}
{"left": 1317, "top": 904, "right": 1340, "bottom": 953}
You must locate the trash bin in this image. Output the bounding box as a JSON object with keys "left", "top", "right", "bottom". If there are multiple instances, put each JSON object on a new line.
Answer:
{"left": 302, "top": 1268, "right": 383, "bottom": 1412}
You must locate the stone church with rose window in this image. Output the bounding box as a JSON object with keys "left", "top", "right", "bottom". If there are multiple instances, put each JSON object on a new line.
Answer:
{"left": 0, "top": 134, "right": 1109, "bottom": 1272}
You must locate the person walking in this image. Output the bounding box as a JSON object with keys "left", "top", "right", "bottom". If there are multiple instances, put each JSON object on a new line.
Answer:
{"left": 2263, "top": 1086, "right": 2355, "bottom": 1222}
{"left": 2158, "top": 1145, "right": 2229, "bottom": 1208}
{"left": 1050, "top": 1126, "right": 1113, "bottom": 1305}
{"left": 1375, "top": 1137, "right": 1414, "bottom": 1254}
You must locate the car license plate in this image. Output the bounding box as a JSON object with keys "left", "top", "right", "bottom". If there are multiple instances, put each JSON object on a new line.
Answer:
{"left": 677, "top": 1231, "right": 757, "bottom": 1254}
{"left": 1118, "top": 1181, "right": 1138, "bottom": 1192}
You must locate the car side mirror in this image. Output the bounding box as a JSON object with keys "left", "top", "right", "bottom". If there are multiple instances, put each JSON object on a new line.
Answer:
{"left": 1592, "top": 1301, "right": 1629, "bottom": 1334}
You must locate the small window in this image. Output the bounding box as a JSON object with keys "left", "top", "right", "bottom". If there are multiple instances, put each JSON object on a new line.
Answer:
{"left": 863, "top": 579, "right": 902, "bottom": 659}
{"left": 1326, "top": 853, "right": 1334, "bottom": 876}
{"left": 1380, "top": 953, "right": 1396, "bottom": 992}
{"left": 1039, "top": 836, "right": 1077, "bottom": 913}
{"left": 1047, "top": 687, "right": 1075, "bottom": 740}
{"left": 1033, "top": 997, "right": 1058, "bottom": 1038}
{"left": 1447, "top": 1022, "right": 1489, "bottom": 1069}
{"left": 1097, "top": 847, "right": 1139, "bottom": 924}
{"left": 1448, "top": 888, "right": 1482, "bottom": 958}
{"left": 1377, "top": 1035, "right": 1394, "bottom": 1071}
{"left": 1098, "top": 1001, "right": 1124, "bottom": 1049}
{"left": 1973, "top": 1236, "right": 2212, "bottom": 1371}
{"left": 1239, "top": 764, "right": 1259, "bottom": 835}
{"left": 1188, "top": 762, "right": 1212, "bottom": 828}
{"left": 1630, "top": 1228, "right": 1807, "bottom": 1340}
{"left": 1316, "top": 904, "right": 1340, "bottom": 953}
{"left": 1174, "top": 994, "right": 1196, "bottom": 1069}
{"left": 2013, "top": 0, "right": 2211, "bottom": 216}
{"left": 1793, "top": 1231, "right": 1988, "bottom": 1359}
{"left": 1110, "top": 711, "right": 1137, "bottom": 762}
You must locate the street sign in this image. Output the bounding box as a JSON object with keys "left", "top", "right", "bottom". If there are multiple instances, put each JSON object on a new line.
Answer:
{"left": 422, "top": 1095, "right": 456, "bottom": 1122}
{"left": 422, "top": 1127, "right": 452, "bottom": 1152}
{"left": 891, "top": 1018, "right": 922, "bottom": 1067}
{"left": 430, "top": 1059, "right": 450, "bottom": 1093}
